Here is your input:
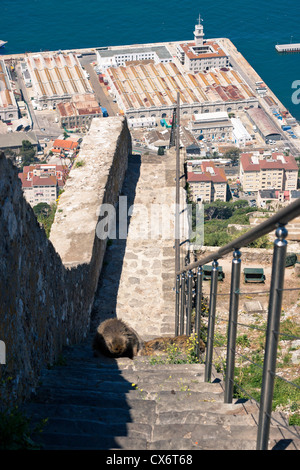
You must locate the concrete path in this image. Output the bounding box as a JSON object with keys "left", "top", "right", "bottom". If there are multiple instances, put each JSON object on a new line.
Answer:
{"left": 91, "top": 149, "right": 186, "bottom": 340}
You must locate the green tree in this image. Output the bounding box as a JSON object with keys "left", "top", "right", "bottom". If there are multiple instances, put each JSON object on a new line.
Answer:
{"left": 33, "top": 203, "right": 57, "bottom": 238}
{"left": 20, "top": 140, "right": 37, "bottom": 167}
{"left": 223, "top": 146, "right": 241, "bottom": 164}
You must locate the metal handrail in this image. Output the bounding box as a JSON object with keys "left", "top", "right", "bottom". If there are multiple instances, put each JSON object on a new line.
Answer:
{"left": 174, "top": 196, "right": 300, "bottom": 450}
{"left": 176, "top": 196, "right": 300, "bottom": 275}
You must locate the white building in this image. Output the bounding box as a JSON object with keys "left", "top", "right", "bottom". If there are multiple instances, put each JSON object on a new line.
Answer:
{"left": 231, "top": 118, "right": 252, "bottom": 147}
{"left": 127, "top": 116, "right": 157, "bottom": 129}
{"left": 189, "top": 111, "right": 233, "bottom": 141}
{"left": 96, "top": 45, "right": 172, "bottom": 71}
{"left": 176, "top": 16, "right": 229, "bottom": 72}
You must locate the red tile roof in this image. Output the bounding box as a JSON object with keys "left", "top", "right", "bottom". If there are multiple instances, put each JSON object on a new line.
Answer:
{"left": 179, "top": 40, "right": 227, "bottom": 60}
{"left": 53, "top": 139, "right": 79, "bottom": 151}
{"left": 187, "top": 162, "right": 227, "bottom": 183}
{"left": 240, "top": 152, "right": 298, "bottom": 172}
{"left": 32, "top": 175, "right": 57, "bottom": 186}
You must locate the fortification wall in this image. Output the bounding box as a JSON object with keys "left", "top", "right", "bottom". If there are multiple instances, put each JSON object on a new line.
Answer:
{"left": 0, "top": 116, "right": 131, "bottom": 402}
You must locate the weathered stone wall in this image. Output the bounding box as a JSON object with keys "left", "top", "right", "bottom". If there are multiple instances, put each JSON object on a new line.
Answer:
{"left": 0, "top": 116, "right": 131, "bottom": 402}
{"left": 195, "top": 246, "right": 274, "bottom": 264}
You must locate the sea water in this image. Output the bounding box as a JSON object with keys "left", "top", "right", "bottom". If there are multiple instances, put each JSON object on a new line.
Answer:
{"left": 1, "top": 0, "right": 300, "bottom": 119}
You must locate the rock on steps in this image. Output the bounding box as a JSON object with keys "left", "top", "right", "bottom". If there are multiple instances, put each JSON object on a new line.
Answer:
{"left": 21, "top": 342, "right": 300, "bottom": 451}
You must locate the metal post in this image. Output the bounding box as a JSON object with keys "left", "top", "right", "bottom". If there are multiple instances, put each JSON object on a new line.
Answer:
{"left": 205, "top": 260, "right": 218, "bottom": 382}
{"left": 224, "top": 249, "right": 242, "bottom": 403}
{"left": 186, "top": 270, "right": 193, "bottom": 336}
{"left": 195, "top": 265, "right": 203, "bottom": 357}
{"left": 175, "top": 274, "right": 180, "bottom": 336}
{"left": 175, "top": 93, "right": 180, "bottom": 276}
{"left": 180, "top": 272, "right": 186, "bottom": 336}
{"left": 256, "top": 225, "right": 288, "bottom": 450}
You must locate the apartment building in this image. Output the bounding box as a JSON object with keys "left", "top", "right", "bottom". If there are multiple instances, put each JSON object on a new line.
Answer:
{"left": 187, "top": 160, "right": 228, "bottom": 203}
{"left": 18, "top": 164, "right": 67, "bottom": 206}
{"left": 239, "top": 152, "right": 298, "bottom": 192}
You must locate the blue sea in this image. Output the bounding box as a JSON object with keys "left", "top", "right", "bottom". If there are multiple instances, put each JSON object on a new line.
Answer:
{"left": 1, "top": 0, "right": 300, "bottom": 120}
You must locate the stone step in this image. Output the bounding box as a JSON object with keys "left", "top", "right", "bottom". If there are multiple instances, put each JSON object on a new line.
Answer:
{"left": 35, "top": 417, "right": 152, "bottom": 441}
{"left": 22, "top": 401, "right": 156, "bottom": 425}
{"left": 141, "top": 389, "right": 225, "bottom": 402}
{"left": 156, "top": 408, "right": 289, "bottom": 427}
{"left": 37, "top": 374, "right": 217, "bottom": 394}
{"left": 33, "top": 432, "right": 148, "bottom": 450}
{"left": 151, "top": 422, "right": 298, "bottom": 443}
{"left": 38, "top": 365, "right": 211, "bottom": 389}
{"left": 155, "top": 396, "right": 259, "bottom": 414}
{"left": 30, "top": 386, "right": 156, "bottom": 409}
{"left": 148, "top": 437, "right": 300, "bottom": 451}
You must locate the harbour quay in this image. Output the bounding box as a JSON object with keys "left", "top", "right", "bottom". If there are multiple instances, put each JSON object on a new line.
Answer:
{"left": 275, "top": 43, "right": 300, "bottom": 53}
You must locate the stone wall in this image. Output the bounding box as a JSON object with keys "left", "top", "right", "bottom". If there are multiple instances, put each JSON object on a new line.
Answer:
{"left": 0, "top": 116, "right": 131, "bottom": 403}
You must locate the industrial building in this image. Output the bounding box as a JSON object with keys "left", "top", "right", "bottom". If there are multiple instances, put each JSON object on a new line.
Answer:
{"left": 231, "top": 118, "right": 252, "bottom": 147}
{"left": 104, "top": 60, "right": 258, "bottom": 119}
{"left": 0, "top": 131, "right": 38, "bottom": 154}
{"left": 188, "top": 111, "right": 233, "bottom": 141}
{"left": 25, "top": 52, "right": 93, "bottom": 108}
{"left": 56, "top": 94, "right": 102, "bottom": 129}
{"left": 246, "top": 107, "right": 282, "bottom": 142}
{"left": 0, "top": 60, "right": 19, "bottom": 121}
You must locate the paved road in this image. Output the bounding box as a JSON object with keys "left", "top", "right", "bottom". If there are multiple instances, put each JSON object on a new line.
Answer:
{"left": 14, "top": 64, "right": 61, "bottom": 140}
{"left": 221, "top": 38, "right": 300, "bottom": 156}
{"left": 84, "top": 63, "right": 119, "bottom": 117}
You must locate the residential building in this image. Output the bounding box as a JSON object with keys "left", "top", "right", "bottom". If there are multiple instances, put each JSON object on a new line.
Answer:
{"left": 18, "top": 163, "right": 68, "bottom": 207}
{"left": 187, "top": 160, "right": 228, "bottom": 203}
{"left": 257, "top": 189, "right": 300, "bottom": 207}
{"left": 239, "top": 152, "right": 298, "bottom": 193}
{"left": 51, "top": 138, "right": 79, "bottom": 156}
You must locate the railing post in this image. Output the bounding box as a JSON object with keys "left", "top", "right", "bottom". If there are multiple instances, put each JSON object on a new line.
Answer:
{"left": 224, "top": 249, "right": 242, "bottom": 403}
{"left": 205, "top": 259, "right": 218, "bottom": 382}
{"left": 186, "top": 270, "right": 193, "bottom": 336}
{"left": 175, "top": 274, "right": 180, "bottom": 336}
{"left": 256, "top": 225, "right": 288, "bottom": 450}
{"left": 195, "top": 265, "right": 203, "bottom": 357}
{"left": 180, "top": 272, "right": 186, "bottom": 336}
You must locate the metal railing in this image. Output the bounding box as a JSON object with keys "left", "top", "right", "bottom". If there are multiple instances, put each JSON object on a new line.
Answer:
{"left": 175, "top": 197, "right": 300, "bottom": 450}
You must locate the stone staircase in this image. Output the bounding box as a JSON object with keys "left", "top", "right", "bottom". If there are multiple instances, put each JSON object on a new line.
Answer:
{"left": 21, "top": 338, "right": 300, "bottom": 450}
